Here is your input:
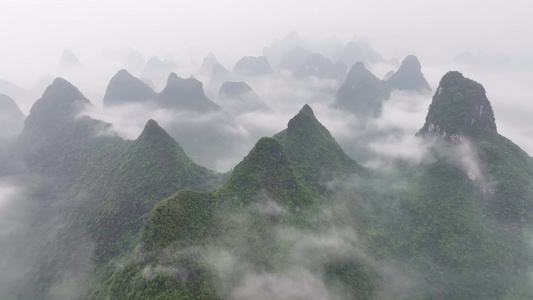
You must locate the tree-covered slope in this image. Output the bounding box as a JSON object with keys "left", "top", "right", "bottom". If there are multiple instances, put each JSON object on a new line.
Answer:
{"left": 274, "top": 104, "right": 366, "bottom": 190}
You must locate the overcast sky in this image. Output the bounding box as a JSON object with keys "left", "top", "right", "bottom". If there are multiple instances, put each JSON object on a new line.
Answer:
{"left": 1, "top": 0, "right": 532, "bottom": 79}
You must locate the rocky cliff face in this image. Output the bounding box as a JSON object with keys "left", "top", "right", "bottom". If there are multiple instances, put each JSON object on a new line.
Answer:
{"left": 418, "top": 71, "right": 496, "bottom": 140}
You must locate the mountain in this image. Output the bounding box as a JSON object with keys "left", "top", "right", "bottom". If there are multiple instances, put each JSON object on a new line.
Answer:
{"left": 59, "top": 49, "right": 83, "bottom": 69}
{"left": 386, "top": 55, "right": 431, "bottom": 92}
{"left": 142, "top": 56, "right": 178, "bottom": 76}
{"left": 198, "top": 53, "right": 219, "bottom": 75}
{"left": 418, "top": 71, "right": 496, "bottom": 138}
{"left": 17, "top": 78, "right": 95, "bottom": 155}
{"left": 337, "top": 40, "right": 383, "bottom": 67}
{"left": 0, "top": 94, "right": 25, "bottom": 137}
{"left": 103, "top": 69, "right": 156, "bottom": 106}
{"left": 84, "top": 119, "right": 218, "bottom": 258}
{"left": 274, "top": 104, "right": 365, "bottom": 189}
{"left": 232, "top": 56, "right": 273, "bottom": 76}
{"left": 370, "top": 71, "right": 533, "bottom": 299}
{"left": 157, "top": 73, "right": 221, "bottom": 112}
{"left": 332, "top": 62, "right": 391, "bottom": 116}
{"left": 263, "top": 31, "right": 307, "bottom": 68}
{"left": 293, "top": 53, "right": 347, "bottom": 81}
{"left": 218, "top": 81, "right": 270, "bottom": 114}
{"left": 277, "top": 46, "right": 312, "bottom": 72}
{"left": 216, "top": 137, "right": 314, "bottom": 210}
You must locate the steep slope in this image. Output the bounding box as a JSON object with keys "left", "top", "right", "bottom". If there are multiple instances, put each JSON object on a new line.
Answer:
{"left": 218, "top": 81, "right": 270, "bottom": 113}
{"left": 216, "top": 137, "right": 314, "bottom": 210}
{"left": 371, "top": 71, "right": 533, "bottom": 299}
{"left": 103, "top": 69, "right": 156, "bottom": 106}
{"left": 157, "top": 73, "right": 221, "bottom": 112}
{"left": 333, "top": 62, "right": 390, "bottom": 116}
{"left": 0, "top": 94, "right": 25, "bottom": 137}
{"left": 386, "top": 55, "right": 431, "bottom": 92}
{"left": 418, "top": 71, "right": 496, "bottom": 138}
{"left": 274, "top": 104, "right": 365, "bottom": 189}
{"left": 85, "top": 119, "right": 219, "bottom": 258}
{"left": 198, "top": 52, "right": 219, "bottom": 75}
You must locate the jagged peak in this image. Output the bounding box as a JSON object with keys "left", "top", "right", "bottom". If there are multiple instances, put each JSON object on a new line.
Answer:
{"left": 138, "top": 119, "right": 168, "bottom": 140}
{"left": 135, "top": 119, "right": 183, "bottom": 150}
{"left": 419, "top": 71, "right": 497, "bottom": 139}
{"left": 386, "top": 55, "right": 431, "bottom": 92}
{"left": 41, "top": 77, "right": 90, "bottom": 105}
{"left": 298, "top": 104, "right": 314, "bottom": 116}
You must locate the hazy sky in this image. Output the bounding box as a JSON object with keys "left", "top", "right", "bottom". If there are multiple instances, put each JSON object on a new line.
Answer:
{"left": 1, "top": 0, "right": 531, "bottom": 80}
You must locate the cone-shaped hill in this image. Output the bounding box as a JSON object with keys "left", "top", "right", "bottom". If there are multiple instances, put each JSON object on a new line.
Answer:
{"left": 105, "top": 119, "right": 216, "bottom": 202}
{"left": 0, "top": 94, "right": 25, "bottom": 137}
{"left": 17, "top": 78, "right": 106, "bottom": 160}
{"left": 103, "top": 69, "right": 156, "bottom": 106}
{"left": 332, "top": 62, "right": 390, "bottom": 116}
{"left": 216, "top": 137, "right": 314, "bottom": 210}
{"left": 157, "top": 73, "right": 221, "bottom": 112}
{"left": 84, "top": 119, "right": 220, "bottom": 257}
{"left": 386, "top": 55, "right": 431, "bottom": 92}
{"left": 418, "top": 71, "right": 496, "bottom": 139}
{"left": 274, "top": 104, "right": 365, "bottom": 188}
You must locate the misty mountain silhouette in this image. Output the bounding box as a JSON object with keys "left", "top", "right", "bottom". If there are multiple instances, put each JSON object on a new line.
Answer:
{"left": 0, "top": 94, "right": 25, "bottom": 137}
{"left": 386, "top": 55, "right": 431, "bottom": 92}
{"left": 158, "top": 73, "right": 221, "bottom": 112}
{"left": 293, "top": 53, "right": 347, "bottom": 81}
{"left": 103, "top": 69, "right": 156, "bottom": 106}
{"left": 218, "top": 81, "right": 270, "bottom": 113}
{"left": 233, "top": 56, "right": 273, "bottom": 76}
{"left": 333, "top": 62, "right": 390, "bottom": 116}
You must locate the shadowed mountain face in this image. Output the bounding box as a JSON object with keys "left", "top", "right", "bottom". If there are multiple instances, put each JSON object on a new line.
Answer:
{"left": 0, "top": 94, "right": 25, "bottom": 137}
{"left": 218, "top": 81, "right": 270, "bottom": 114}
{"left": 157, "top": 73, "right": 221, "bottom": 112}
{"left": 103, "top": 69, "right": 156, "bottom": 106}
{"left": 332, "top": 62, "right": 390, "bottom": 116}
{"left": 233, "top": 56, "right": 273, "bottom": 76}
{"left": 419, "top": 71, "right": 496, "bottom": 139}
{"left": 20, "top": 78, "right": 92, "bottom": 143}
{"left": 386, "top": 55, "right": 431, "bottom": 92}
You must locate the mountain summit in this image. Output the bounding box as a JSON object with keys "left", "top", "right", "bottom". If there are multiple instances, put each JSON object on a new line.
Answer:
{"left": 418, "top": 71, "right": 496, "bottom": 139}
{"left": 333, "top": 62, "right": 390, "bottom": 116}
{"left": 274, "top": 104, "right": 364, "bottom": 188}
{"left": 386, "top": 55, "right": 431, "bottom": 92}
{"left": 103, "top": 69, "right": 156, "bottom": 106}
{"left": 157, "top": 73, "right": 221, "bottom": 112}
